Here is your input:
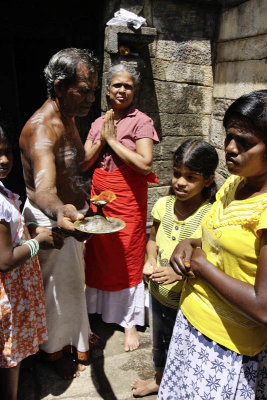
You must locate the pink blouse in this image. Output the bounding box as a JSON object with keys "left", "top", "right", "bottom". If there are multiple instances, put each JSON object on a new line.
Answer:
{"left": 87, "top": 106, "right": 159, "bottom": 172}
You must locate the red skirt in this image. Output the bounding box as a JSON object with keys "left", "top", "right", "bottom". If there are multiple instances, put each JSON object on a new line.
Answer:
{"left": 84, "top": 165, "right": 158, "bottom": 291}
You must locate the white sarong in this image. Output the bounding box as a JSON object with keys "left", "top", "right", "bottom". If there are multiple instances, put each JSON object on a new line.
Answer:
{"left": 86, "top": 281, "right": 145, "bottom": 329}
{"left": 23, "top": 198, "right": 91, "bottom": 361}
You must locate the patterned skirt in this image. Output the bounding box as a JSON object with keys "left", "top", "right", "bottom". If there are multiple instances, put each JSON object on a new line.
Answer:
{"left": 0, "top": 227, "right": 48, "bottom": 367}
{"left": 158, "top": 310, "right": 267, "bottom": 400}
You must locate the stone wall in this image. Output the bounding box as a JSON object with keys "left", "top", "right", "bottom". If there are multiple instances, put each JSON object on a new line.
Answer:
{"left": 210, "top": 0, "right": 267, "bottom": 184}
{"left": 102, "top": 0, "right": 267, "bottom": 226}
{"left": 102, "top": 0, "right": 220, "bottom": 226}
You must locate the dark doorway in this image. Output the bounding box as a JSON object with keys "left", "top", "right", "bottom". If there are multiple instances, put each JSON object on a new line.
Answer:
{"left": 0, "top": 0, "right": 107, "bottom": 202}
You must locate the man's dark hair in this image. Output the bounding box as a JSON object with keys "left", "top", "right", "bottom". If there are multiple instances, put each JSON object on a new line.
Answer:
{"left": 44, "top": 48, "right": 99, "bottom": 99}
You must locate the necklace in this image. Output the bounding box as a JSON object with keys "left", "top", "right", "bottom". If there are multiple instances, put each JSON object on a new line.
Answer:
{"left": 174, "top": 200, "right": 205, "bottom": 218}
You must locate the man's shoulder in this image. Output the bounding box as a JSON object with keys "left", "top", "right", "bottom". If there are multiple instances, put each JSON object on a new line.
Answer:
{"left": 20, "top": 101, "right": 62, "bottom": 142}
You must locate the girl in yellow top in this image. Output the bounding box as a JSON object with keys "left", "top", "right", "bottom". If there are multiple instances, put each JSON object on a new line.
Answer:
{"left": 158, "top": 90, "right": 267, "bottom": 400}
{"left": 132, "top": 139, "right": 218, "bottom": 397}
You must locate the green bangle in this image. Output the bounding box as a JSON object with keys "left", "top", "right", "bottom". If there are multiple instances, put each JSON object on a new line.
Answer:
{"left": 26, "top": 221, "right": 39, "bottom": 227}
{"left": 23, "top": 239, "right": 40, "bottom": 258}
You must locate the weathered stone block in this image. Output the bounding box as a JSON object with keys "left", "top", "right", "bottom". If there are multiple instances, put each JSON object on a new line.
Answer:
{"left": 153, "top": 136, "right": 186, "bottom": 161}
{"left": 138, "top": 81, "right": 213, "bottom": 115}
{"left": 150, "top": 59, "right": 213, "bottom": 87}
{"left": 219, "top": 0, "right": 267, "bottom": 40}
{"left": 152, "top": 0, "right": 218, "bottom": 39}
{"left": 209, "top": 118, "right": 225, "bottom": 150}
{"left": 150, "top": 39, "right": 212, "bottom": 65}
{"left": 154, "top": 135, "right": 209, "bottom": 161}
{"left": 103, "top": 52, "right": 113, "bottom": 73}
{"left": 217, "top": 34, "right": 267, "bottom": 62}
{"left": 120, "top": 0, "right": 144, "bottom": 16}
{"left": 213, "top": 60, "right": 267, "bottom": 99}
{"left": 153, "top": 160, "right": 173, "bottom": 186}
{"left": 216, "top": 148, "right": 229, "bottom": 179}
{"left": 214, "top": 172, "right": 226, "bottom": 192}
{"left": 147, "top": 186, "right": 170, "bottom": 224}
{"left": 212, "top": 98, "right": 234, "bottom": 120}
{"left": 104, "top": 26, "right": 157, "bottom": 54}
{"left": 150, "top": 113, "right": 210, "bottom": 139}
{"left": 152, "top": 82, "right": 213, "bottom": 114}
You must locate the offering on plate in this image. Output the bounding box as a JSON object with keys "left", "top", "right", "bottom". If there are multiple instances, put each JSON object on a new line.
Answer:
{"left": 75, "top": 216, "right": 126, "bottom": 234}
{"left": 74, "top": 190, "right": 126, "bottom": 234}
{"left": 90, "top": 190, "right": 117, "bottom": 203}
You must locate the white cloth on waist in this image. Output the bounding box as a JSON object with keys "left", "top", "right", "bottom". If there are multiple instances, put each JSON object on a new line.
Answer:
{"left": 23, "top": 198, "right": 91, "bottom": 359}
{"left": 86, "top": 281, "right": 145, "bottom": 329}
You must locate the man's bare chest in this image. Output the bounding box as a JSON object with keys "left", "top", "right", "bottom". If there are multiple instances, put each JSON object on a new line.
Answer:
{"left": 55, "top": 137, "right": 84, "bottom": 170}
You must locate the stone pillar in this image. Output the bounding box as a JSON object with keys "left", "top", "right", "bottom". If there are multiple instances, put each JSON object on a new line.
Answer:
{"left": 210, "top": 0, "right": 267, "bottom": 183}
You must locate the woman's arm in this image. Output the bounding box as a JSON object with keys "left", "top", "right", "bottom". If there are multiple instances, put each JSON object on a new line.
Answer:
{"left": 170, "top": 237, "right": 202, "bottom": 277}
{"left": 81, "top": 137, "right": 106, "bottom": 172}
{"left": 188, "top": 230, "right": 267, "bottom": 325}
{"left": 104, "top": 110, "right": 153, "bottom": 175}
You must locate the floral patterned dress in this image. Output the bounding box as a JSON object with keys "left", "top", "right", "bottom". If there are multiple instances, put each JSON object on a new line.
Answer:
{"left": 0, "top": 182, "right": 48, "bottom": 367}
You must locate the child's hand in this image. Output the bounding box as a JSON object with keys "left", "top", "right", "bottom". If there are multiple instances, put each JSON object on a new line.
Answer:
{"left": 143, "top": 260, "right": 157, "bottom": 276}
{"left": 34, "top": 227, "right": 64, "bottom": 250}
{"left": 151, "top": 266, "right": 183, "bottom": 285}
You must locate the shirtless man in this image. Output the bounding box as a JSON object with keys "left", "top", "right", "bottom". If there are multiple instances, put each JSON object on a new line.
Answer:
{"left": 19, "top": 48, "right": 98, "bottom": 379}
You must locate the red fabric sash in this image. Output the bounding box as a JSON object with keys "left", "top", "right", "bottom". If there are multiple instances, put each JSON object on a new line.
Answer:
{"left": 85, "top": 165, "right": 158, "bottom": 291}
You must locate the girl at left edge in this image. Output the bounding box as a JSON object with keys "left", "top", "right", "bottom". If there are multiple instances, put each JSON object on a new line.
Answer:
{"left": 0, "top": 122, "right": 64, "bottom": 400}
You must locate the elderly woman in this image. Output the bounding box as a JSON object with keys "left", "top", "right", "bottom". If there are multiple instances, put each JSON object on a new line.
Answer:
{"left": 82, "top": 63, "right": 159, "bottom": 351}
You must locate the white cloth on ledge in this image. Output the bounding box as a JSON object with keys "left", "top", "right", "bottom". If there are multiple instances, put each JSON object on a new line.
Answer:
{"left": 106, "top": 8, "right": 147, "bottom": 29}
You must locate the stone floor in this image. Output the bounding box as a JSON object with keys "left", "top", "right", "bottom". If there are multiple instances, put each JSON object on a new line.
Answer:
{"left": 18, "top": 314, "right": 157, "bottom": 400}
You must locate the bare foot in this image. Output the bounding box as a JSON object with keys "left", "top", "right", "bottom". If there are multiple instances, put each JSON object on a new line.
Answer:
{"left": 131, "top": 373, "right": 162, "bottom": 397}
{"left": 77, "top": 363, "right": 86, "bottom": 372}
{"left": 124, "top": 326, "right": 139, "bottom": 352}
{"left": 53, "top": 355, "right": 81, "bottom": 380}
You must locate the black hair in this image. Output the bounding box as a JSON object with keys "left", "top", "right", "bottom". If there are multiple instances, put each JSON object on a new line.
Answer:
{"left": 0, "top": 121, "right": 12, "bottom": 147}
{"left": 44, "top": 48, "right": 99, "bottom": 99}
{"left": 169, "top": 138, "right": 219, "bottom": 203}
{"left": 223, "top": 90, "right": 267, "bottom": 135}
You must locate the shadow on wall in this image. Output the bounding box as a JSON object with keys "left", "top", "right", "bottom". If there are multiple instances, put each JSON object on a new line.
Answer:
{"left": 0, "top": 1, "right": 106, "bottom": 203}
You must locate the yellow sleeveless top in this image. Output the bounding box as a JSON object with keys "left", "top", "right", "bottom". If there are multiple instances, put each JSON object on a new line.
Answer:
{"left": 181, "top": 175, "right": 267, "bottom": 356}
{"left": 149, "top": 195, "right": 211, "bottom": 309}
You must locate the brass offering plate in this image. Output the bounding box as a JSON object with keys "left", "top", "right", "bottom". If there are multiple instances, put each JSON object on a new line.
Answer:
{"left": 74, "top": 216, "right": 126, "bottom": 234}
